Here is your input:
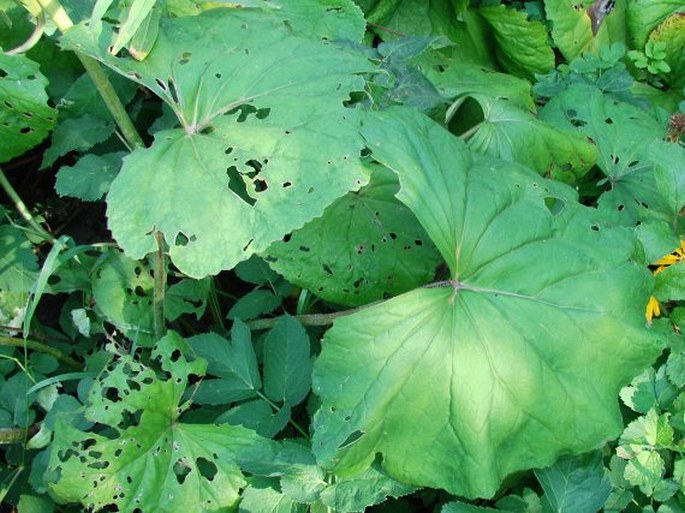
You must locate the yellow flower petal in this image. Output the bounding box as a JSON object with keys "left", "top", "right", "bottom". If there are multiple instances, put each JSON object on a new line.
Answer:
{"left": 646, "top": 295, "right": 661, "bottom": 322}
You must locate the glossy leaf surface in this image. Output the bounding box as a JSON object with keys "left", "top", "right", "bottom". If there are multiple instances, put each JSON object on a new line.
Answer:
{"left": 312, "top": 108, "right": 662, "bottom": 499}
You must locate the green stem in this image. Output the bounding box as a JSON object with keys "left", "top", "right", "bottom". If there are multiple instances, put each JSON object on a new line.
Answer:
{"left": 0, "top": 167, "right": 55, "bottom": 243}
{"left": 0, "top": 336, "right": 80, "bottom": 369}
{"left": 33, "top": 0, "right": 144, "bottom": 150}
{"left": 458, "top": 121, "right": 483, "bottom": 141}
{"left": 153, "top": 231, "right": 167, "bottom": 341}
{"left": 255, "top": 390, "right": 309, "bottom": 439}
{"left": 247, "top": 301, "right": 381, "bottom": 331}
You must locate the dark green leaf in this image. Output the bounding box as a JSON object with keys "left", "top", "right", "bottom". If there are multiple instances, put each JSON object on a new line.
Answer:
{"left": 227, "top": 289, "right": 281, "bottom": 321}
{"left": 534, "top": 451, "right": 611, "bottom": 513}
{"left": 263, "top": 316, "right": 311, "bottom": 405}
{"left": 41, "top": 115, "right": 115, "bottom": 169}
{"left": 55, "top": 152, "right": 124, "bottom": 201}
{"left": 216, "top": 399, "right": 290, "bottom": 438}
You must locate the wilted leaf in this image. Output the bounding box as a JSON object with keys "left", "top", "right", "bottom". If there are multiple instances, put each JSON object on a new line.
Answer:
{"left": 312, "top": 108, "right": 662, "bottom": 499}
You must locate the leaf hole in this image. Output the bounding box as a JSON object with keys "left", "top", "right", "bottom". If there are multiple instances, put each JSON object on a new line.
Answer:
{"left": 544, "top": 196, "right": 565, "bottom": 216}
{"left": 323, "top": 264, "right": 334, "bottom": 276}
{"left": 591, "top": 224, "right": 600, "bottom": 231}
{"left": 338, "top": 430, "right": 364, "bottom": 449}
{"left": 196, "top": 457, "right": 218, "bottom": 481}
{"left": 605, "top": 117, "right": 614, "bottom": 124}
{"left": 226, "top": 166, "right": 256, "bottom": 206}
{"left": 282, "top": 181, "right": 292, "bottom": 188}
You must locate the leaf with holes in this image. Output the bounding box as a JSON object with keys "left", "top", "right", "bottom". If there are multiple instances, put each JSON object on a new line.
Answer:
{"left": 61, "top": 9, "right": 373, "bottom": 278}
{"left": 540, "top": 83, "right": 676, "bottom": 227}
{"left": 0, "top": 52, "right": 57, "bottom": 163}
{"left": 312, "top": 108, "right": 662, "bottom": 499}
{"left": 0, "top": 224, "right": 38, "bottom": 330}
{"left": 47, "top": 331, "right": 265, "bottom": 513}
{"left": 267, "top": 165, "right": 441, "bottom": 306}
{"left": 91, "top": 249, "right": 155, "bottom": 347}
{"left": 462, "top": 95, "right": 597, "bottom": 183}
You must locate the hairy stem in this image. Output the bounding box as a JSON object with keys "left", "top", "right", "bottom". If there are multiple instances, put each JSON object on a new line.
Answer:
{"left": 153, "top": 231, "right": 167, "bottom": 341}
{"left": 33, "top": 0, "right": 144, "bottom": 150}
{"left": 0, "top": 167, "right": 55, "bottom": 243}
{"left": 0, "top": 336, "right": 80, "bottom": 369}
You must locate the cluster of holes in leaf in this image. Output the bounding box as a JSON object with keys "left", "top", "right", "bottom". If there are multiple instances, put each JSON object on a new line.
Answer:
{"left": 154, "top": 77, "right": 179, "bottom": 104}
{"left": 175, "top": 232, "right": 197, "bottom": 247}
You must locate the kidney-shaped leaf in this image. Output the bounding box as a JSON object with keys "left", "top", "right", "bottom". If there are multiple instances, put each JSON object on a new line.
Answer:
{"left": 312, "top": 108, "right": 662, "bottom": 499}
{"left": 48, "top": 332, "right": 264, "bottom": 512}
{"left": 62, "top": 10, "right": 373, "bottom": 277}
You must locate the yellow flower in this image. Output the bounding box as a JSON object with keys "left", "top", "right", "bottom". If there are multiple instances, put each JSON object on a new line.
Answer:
{"left": 646, "top": 295, "right": 661, "bottom": 323}
{"left": 653, "top": 239, "right": 685, "bottom": 267}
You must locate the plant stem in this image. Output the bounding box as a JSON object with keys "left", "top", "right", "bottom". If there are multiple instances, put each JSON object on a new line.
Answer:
{"left": 153, "top": 231, "right": 167, "bottom": 341}
{"left": 33, "top": 0, "right": 144, "bottom": 150}
{"left": 458, "top": 121, "right": 483, "bottom": 141}
{"left": 0, "top": 336, "right": 80, "bottom": 369}
{"left": 0, "top": 167, "right": 56, "bottom": 242}
{"left": 247, "top": 302, "right": 380, "bottom": 331}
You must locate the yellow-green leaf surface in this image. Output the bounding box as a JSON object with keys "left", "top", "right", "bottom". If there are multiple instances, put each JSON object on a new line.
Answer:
{"left": 48, "top": 332, "right": 264, "bottom": 512}
{"left": 61, "top": 9, "right": 373, "bottom": 278}
{"left": 648, "top": 13, "right": 685, "bottom": 88}
{"left": 464, "top": 95, "right": 597, "bottom": 183}
{"left": 312, "top": 108, "right": 662, "bottom": 499}
{"left": 544, "top": 0, "right": 627, "bottom": 62}
{"left": 626, "top": 0, "right": 685, "bottom": 48}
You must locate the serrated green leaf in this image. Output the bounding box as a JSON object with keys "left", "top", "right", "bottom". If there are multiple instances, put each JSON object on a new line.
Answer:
{"left": 626, "top": 0, "right": 685, "bottom": 49}
{"left": 267, "top": 165, "right": 441, "bottom": 306}
{"left": 55, "top": 152, "right": 123, "bottom": 201}
{"left": 62, "top": 10, "right": 373, "bottom": 278}
{"left": 227, "top": 289, "right": 281, "bottom": 321}
{"left": 619, "top": 409, "right": 674, "bottom": 452}
{"left": 263, "top": 316, "right": 311, "bottom": 405}
{"left": 477, "top": 4, "right": 555, "bottom": 80}
{"left": 312, "top": 107, "right": 662, "bottom": 499}
{"left": 464, "top": 95, "right": 597, "bottom": 182}
{"left": 666, "top": 351, "right": 685, "bottom": 387}
{"left": 240, "top": 480, "right": 308, "bottom": 513}
{"left": 624, "top": 451, "right": 665, "bottom": 496}
{"left": 620, "top": 366, "right": 678, "bottom": 414}
{"left": 41, "top": 115, "right": 115, "bottom": 169}
{"left": 0, "top": 52, "right": 57, "bottom": 163}
{"left": 318, "top": 463, "right": 416, "bottom": 512}
{"left": 187, "top": 322, "right": 261, "bottom": 404}
{"left": 91, "top": 250, "right": 155, "bottom": 346}
{"left": 235, "top": 255, "right": 280, "bottom": 286}
{"left": 534, "top": 451, "right": 611, "bottom": 513}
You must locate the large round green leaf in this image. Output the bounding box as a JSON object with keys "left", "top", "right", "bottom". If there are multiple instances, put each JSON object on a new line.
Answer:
{"left": 62, "top": 9, "right": 373, "bottom": 277}
{"left": 312, "top": 108, "right": 662, "bottom": 499}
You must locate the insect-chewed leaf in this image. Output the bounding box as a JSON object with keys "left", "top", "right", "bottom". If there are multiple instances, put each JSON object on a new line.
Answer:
{"left": 47, "top": 332, "right": 266, "bottom": 513}
{"left": 0, "top": 52, "right": 57, "bottom": 164}
{"left": 61, "top": 9, "right": 373, "bottom": 278}
{"left": 311, "top": 108, "right": 663, "bottom": 499}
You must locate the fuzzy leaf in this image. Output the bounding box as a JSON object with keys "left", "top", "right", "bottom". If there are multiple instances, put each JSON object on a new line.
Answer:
{"left": 312, "top": 108, "right": 662, "bottom": 499}
{"left": 48, "top": 332, "right": 264, "bottom": 512}
{"left": 0, "top": 52, "right": 57, "bottom": 163}
{"left": 62, "top": 10, "right": 373, "bottom": 278}
{"left": 267, "top": 165, "right": 441, "bottom": 306}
